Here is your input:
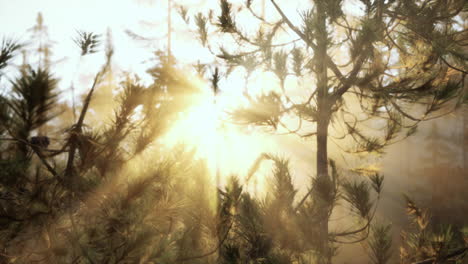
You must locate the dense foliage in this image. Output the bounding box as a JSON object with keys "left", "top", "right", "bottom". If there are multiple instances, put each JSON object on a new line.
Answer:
{"left": 188, "top": 0, "right": 468, "bottom": 263}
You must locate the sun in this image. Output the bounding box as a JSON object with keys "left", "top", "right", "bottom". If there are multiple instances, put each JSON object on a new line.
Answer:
{"left": 159, "top": 74, "right": 273, "bottom": 192}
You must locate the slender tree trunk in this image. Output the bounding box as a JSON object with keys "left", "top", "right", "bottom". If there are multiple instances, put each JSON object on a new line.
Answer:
{"left": 316, "top": 116, "right": 331, "bottom": 264}
{"left": 315, "top": 0, "right": 329, "bottom": 180}
{"left": 316, "top": 118, "right": 329, "bottom": 178}
{"left": 315, "top": 2, "right": 332, "bottom": 263}
{"left": 315, "top": 2, "right": 329, "bottom": 175}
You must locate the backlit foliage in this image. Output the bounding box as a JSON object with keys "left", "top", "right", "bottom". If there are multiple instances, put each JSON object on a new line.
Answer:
{"left": 187, "top": 0, "right": 467, "bottom": 263}
{"left": 0, "top": 3, "right": 466, "bottom": 263}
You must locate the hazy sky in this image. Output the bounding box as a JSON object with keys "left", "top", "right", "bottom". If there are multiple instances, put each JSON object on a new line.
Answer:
{"left": 0, "top": 0, "right": 169, "bottom": 85}
{"left": 0, "top": 0, "right": 364, "bottom": 93}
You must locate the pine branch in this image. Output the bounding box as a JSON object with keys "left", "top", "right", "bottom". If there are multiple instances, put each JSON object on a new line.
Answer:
{"left": 0, "top": 38, "right": 23, "bottom": 72}
{"left": 411, "top": 247, "right": 467, "bottom": 264}
{"left": 65, "top": 52, "right": 112, "bottom": 177}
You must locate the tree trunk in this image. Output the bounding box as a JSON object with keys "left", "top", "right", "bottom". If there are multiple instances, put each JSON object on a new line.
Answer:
{"left": 315, "top": 2, "right": 332, "bottom": 263}
{"left": 315, "top": 0, "right": 329, "bottom": 181}
{"left": 316, "top": 117, "right": 329, "bottom": 179}
{"left": 316, "top": 115, "right": 331, "bottom": 264}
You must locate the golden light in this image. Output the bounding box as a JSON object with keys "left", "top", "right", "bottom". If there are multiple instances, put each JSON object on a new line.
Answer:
{"left": 0, "top": 0, "right": 321, "bottom": 196}
{"left": 159, "top": 73, "right": 273, "bottom": 193}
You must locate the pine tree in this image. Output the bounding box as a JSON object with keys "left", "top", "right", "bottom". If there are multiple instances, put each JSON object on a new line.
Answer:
{"left": 27, "top": 13, "right": 55, "bottom": 69}
{"left": 0, "top": 24, "right": 219, "bottom": 263}
{"left": 188, "top": 1, "right": 467, "bottom": 263}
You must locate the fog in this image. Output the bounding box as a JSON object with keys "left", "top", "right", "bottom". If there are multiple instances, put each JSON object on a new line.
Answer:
{"left": 0, "top": 0, "right": 466, "bottom": 263}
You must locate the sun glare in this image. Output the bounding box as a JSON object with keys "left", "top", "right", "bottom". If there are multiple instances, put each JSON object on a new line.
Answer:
{"left": 160, "top": 76, "right": 272, "bottom": 192}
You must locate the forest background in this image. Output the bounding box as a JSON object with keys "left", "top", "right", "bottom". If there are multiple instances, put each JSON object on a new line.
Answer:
{"left": 0, "top": 0, "right": 467, "bottom": 263}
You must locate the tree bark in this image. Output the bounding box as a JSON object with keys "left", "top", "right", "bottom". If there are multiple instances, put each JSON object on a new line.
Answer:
{"left": 315, "top": 0, "right": 329, "bottom": 180}
{"left": 316, "top": 115, "right": 331, "bottom": 264}
{"left": 315, "top": 2, "right": 332, "bottom": 263}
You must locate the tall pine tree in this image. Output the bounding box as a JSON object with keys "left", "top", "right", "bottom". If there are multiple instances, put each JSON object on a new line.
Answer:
{"left": 189, "top": 1, "right": 467, "bottom": 263}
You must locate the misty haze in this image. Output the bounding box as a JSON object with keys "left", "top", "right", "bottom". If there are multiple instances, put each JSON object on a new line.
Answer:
{"left": 0, "top": 0, "right": 467, "bottom": 263}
